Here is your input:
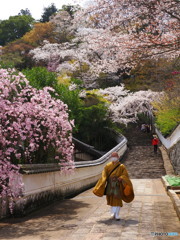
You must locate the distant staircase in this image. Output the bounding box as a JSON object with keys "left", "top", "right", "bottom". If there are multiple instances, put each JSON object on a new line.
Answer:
{"left": 122, "top": 123, "right": 166, "bottom": 179}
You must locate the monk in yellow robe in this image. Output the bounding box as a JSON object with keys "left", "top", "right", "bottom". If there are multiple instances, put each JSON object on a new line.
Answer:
{"left": 93, "top": 152, "right": 134, "bottom": 220}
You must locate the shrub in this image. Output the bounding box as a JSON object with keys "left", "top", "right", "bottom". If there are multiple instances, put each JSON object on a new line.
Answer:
{"left": 22, "top": 67, "right": 57, "bottom": 89}
{"left": 74, "top": 95, "right": 118, "bottom": 150}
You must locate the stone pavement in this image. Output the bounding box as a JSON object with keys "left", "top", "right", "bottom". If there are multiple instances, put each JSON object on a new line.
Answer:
{"left": 0, "top": 179, "right": 179, "bottom": 240}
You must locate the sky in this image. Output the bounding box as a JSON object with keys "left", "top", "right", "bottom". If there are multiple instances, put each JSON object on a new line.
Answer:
{"left": 0, "top": 0, "right": 86, "bottom": 20}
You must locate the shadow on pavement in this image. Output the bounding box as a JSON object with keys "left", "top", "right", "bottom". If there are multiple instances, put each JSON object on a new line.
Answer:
{"left": 97, "top": 218, "right": 139, "bottom": 226}
{"left": 0, "top": 198, "right": 90, "bottom": 239}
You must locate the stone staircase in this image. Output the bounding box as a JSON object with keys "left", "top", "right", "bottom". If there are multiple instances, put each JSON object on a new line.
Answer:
{"left": 122, "top": 123, "right": 166, "bottom": 178}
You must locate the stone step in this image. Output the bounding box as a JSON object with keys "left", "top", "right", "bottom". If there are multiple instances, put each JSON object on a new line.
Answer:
{"left": 123, "top": 145, "right": 166, "bottom": 178}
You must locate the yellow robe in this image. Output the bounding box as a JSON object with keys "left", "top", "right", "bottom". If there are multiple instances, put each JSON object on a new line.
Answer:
{"left": 93, "top": 161, "right": 134, "bottom": 207}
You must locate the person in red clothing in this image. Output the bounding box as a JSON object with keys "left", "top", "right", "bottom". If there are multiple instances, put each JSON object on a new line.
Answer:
{"left": 152, "top": 135, "right": 159, "bottom": 154}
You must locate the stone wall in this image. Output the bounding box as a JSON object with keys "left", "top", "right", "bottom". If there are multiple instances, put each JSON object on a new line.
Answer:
{"left": 168, "top": 140, "right": 180, "bottom": 175}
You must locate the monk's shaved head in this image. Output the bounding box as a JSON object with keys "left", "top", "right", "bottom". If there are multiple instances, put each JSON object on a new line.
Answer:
{"left": 111, "top": 152, "right": 119, "bottom": 158}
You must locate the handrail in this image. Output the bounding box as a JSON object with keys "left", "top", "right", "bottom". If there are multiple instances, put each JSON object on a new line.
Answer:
{"left": 75, "top": 136, "right": 127, "bottom": 168}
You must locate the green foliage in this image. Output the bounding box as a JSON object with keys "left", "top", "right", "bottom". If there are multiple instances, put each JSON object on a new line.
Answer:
{"left": 40, "top": 3, "right": 58, "bottom": 22}
{"left": 85, "top": 89, "right": 110, "bottom": 105}
{"left": 74, "top": 97, "right": 118, "bottom": 151}
{"left": 155, "top": 108, "right": 179, "bottom": 136}
{"left": 0, "top": 15, "right": 34, "bottom": 46}
{"left": 153, "top": 95, "right": 180, "bottom": 136}
{"left": 71, "top": 77, "right": 83, "bottom": 86}
{"left": 22, "top": 67, "right": 57, "bottom": 89}
{"left": 54, "top": 84, "right": 83, "bottom": 131}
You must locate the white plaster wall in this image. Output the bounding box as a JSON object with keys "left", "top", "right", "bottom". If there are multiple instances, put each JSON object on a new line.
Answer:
{"left": 22, "top": 141, "right": 127, "bottom": 196}
{"left": 156, "top": 125, "right": 180, "bottom": 149}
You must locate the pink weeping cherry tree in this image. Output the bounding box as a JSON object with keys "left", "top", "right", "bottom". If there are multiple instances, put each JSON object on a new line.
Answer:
{"left": 0, "top": 68, "right": 74, "bottom": 212}
{"left": 97, "top": 85, "right": 162, "bottom": 125}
